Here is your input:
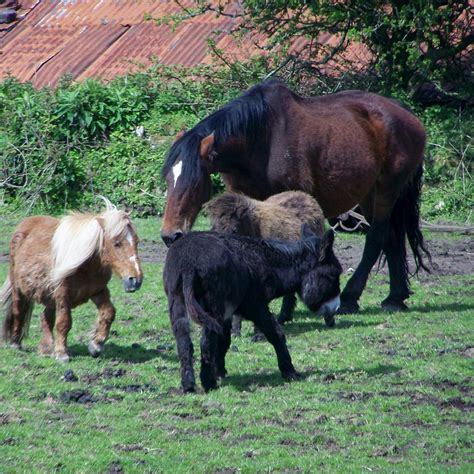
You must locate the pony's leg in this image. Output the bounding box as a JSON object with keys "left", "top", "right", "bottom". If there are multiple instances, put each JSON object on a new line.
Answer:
{"left": 9, "top": 289, "right": 30, "bottom": 349}
{"left": 339, "top": 220, "right": 388, "bottom": 313}
{"left": 247, "top": 301, "right": 298, "bottom": 381}
{"left": 54, "top": 290, "right": 72, "bottom": 362}
{"left": 381, "top": 227, "right": 410, "bottom": 311}
{"left": 278, "top": 293, "right": 297, "bottom": 324}
{"left": 38, "top": 306, "right": 56, "bottom": 356}
{"left": 231, "top": 314, "right": 242, "bottom": 336}
{"left": 89, "top": 288, "right": 116, "bottom": 357}
{"left": 199, "top": 327, "right": 219, "bottom": 392}
{"left": 216, "top": 319, "right": 232, "bottom": 379}
{"left": 170, "top": 298, "right": 196, "bottom": 393}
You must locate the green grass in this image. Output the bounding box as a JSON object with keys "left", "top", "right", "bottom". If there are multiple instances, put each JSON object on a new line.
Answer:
{"left": 0, "top": 218, "right": 472, "bottom": 473}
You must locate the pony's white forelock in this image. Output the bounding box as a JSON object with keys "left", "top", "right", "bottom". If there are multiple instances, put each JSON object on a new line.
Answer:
{"left": 50, "top": 198, "right": 132, "bottom": 286}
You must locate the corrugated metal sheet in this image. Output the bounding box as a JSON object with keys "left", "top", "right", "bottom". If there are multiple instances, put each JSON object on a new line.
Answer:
{"left": 0, "top": 0, "right": 251, "bottom": 87}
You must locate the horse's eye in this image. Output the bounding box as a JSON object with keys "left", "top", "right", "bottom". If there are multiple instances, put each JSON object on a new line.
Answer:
{"left": 113, "top": 241, "right": 121, "bottom": 248}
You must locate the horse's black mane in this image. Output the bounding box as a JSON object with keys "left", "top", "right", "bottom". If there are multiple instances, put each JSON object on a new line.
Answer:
{"left": 161, "top": 79, "right": 282, "bottom": 184}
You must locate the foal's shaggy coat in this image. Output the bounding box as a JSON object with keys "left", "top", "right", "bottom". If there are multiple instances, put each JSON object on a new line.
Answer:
{"left": 164, "top": 225, "right": 342, "bottom": 393}
{"left": 205, "top": 191, "right": 326, "bottom": 330}
{"left": 1, "top": 199, "right": 143, "bottom": 361}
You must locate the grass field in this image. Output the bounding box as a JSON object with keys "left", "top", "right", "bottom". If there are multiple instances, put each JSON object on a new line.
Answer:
{"left": 0, "top": 217, "right": 472, "bottom": 473}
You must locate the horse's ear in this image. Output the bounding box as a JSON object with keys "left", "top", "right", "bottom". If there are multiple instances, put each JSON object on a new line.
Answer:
{"left": 174, "top": 129, "right": 185, "bottom": 142}
{"left": 95, "top": 216, "right": 105, "bottom": 231}
{"left": 319, "top": 229, "right": 335, "bottom": 262}
{"left": 200, "top": 133, "right": 215, "bottom": 159}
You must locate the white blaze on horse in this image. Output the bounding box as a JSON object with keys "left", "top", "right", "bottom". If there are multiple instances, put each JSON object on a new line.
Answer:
{"left": 1, "top": 198, "right": 143, "bottom": 361}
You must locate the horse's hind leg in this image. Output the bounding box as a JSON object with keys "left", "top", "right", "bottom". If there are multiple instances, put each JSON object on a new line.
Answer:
{"left": 8, "top": 289, "right": 31, "bottom": 350}
{"left": 381, "top": 225, "right": 410, "bottom": 311}
{"left": 38, "top": 306, "right": 55, "bottom": 356}
{"left": 54, "top": 290, "right": 72, "bottom": 362}
{"left": 278, "top": 293, "right": 297, "bottom": 325}
{"left": 216, "top": 319, "right": 232, "bottom": 379}
{"left": 200, "top": 327, "right": 219, "bottom": 392}
{"left": 170, "top": 297, "right": 196, "bottom": 393}
{"left": 89, "top": 288, "right": 116, "bottom": 357}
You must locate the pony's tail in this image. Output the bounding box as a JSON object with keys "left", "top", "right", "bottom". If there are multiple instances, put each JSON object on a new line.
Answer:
{"left": 391, "top": 164, "right": 432, "bottom": 275}
{"left": 1, "top": 277, "right": 34, "bottom": 345}
{"left": 182, "top": 273, "right": 223, "bottom": 335}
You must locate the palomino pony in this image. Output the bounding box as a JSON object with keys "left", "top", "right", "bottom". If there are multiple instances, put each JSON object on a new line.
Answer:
{"left": 1, "top": 199, "right": 143, "bottom": 361}
{"left": 161, "top": 80, "right": 430, "bottom": 313}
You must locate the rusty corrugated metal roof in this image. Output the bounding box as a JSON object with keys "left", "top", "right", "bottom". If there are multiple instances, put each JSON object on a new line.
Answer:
{"left": 0, "top": 0, "right": 257, "bottom": 87}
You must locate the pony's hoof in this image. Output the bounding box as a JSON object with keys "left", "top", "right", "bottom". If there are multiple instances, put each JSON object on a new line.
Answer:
{"left": 9, "top": 342, "right": 22, "bottom": 350}
{"left": 182, "top": 384, "right": 197, "bottom": 394}
{"left": 38, "top": 344, "right": 53, "bottom": 356}
{"left": 337, "top": 300, "right": 359, "bottom": 314}
{"left": 381, "top": 299, "right": 408, "bottom": 312}
{"left": 88, "top": 341, "right": 104, "bottom": 358}
{"left": 55, "top": 352, "right": 70, "bottom": 363}
{"left": 231, "top": 329, "right": 241, "bottom": 337}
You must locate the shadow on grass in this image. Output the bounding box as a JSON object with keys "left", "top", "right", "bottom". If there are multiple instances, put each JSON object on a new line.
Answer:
{"left": 357, "top": 301, "right": 474, "bottom": 316}
{"left": 222, "top": 368, "right": 315, "bottom": 392}
{"left": 68, "top": 342, "right": 176, "bottom": 364}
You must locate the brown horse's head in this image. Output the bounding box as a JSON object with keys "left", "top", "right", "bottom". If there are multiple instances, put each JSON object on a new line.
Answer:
{"left": 161, "top": 132, "right": 214, "bottom": 247}
{"left": 100, "top": 209, "right": 143, "bottom": 293}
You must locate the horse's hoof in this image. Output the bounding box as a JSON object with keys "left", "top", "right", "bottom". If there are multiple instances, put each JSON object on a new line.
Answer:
{"left": 282, "top": 371, "right": 300, "bottom": 382}
{"left": 231, "top": 329, "right": 241, "bottom": 337}
{"left": 182, "top": 385, "right": 196, "bottom": 394}
{"left": 250, "top": 332, "right": 266, "bottom": 343}
{"left": 337, "top": 300, "right": 359, "bottom": 314}
{"left": 381, "top": 299, "right": 408, "bottom": 312}
{"left": 9, "top": 342, "right": 21, "bottom": 350}
{"left": 55, "top": 352, "right": 70, "bottom": 363}
{"left": 88, "top": 341, "right": 104, "bottom": 358}
{"left": 324, "top": 314, "right": 336, "bottom": 328}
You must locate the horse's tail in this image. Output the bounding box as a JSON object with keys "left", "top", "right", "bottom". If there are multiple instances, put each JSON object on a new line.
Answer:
{"left": 182, "top": 273, "right": 223, "bottom": 335}
{"left": 1, "top": 277, "right": 34, "bottom": 344}
{"left": 391, "top": 164, "right": 432, "bottom": 275}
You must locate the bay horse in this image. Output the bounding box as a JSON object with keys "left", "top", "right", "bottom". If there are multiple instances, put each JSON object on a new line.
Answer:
{"left": 1, "top": 198, "right": 143, "bottom": 361}
{"left": 205, "top": 190, "right": 327, "bottom": 332}
{"left": 161, "top": 79, "right": 430, "bottom": 313}
{"left": 164, "top": 225, "right": 342, "bottom": 393}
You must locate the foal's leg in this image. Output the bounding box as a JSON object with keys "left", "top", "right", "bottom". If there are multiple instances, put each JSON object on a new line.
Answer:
{"left": 54, "top": 293, "right": 72, "bottom": 362}
{"left": 216, "top": 319, "right": 232, "bottom": 379}
{"left": 88, "top": 288, "right": 116, "bottom": 357}
{"left": 8, "top": 289, "right": 30, "bottom": 349}
{"left": 231, "top": 314, "right": 243, "bottom": 336}
{"left": 278, "top": 293, "right": 297, "bottom": 325}
{"left": 200, "top": 327, "right": 219, "bottom": 392}
{"left": 170, "top": 297, "right": 196, "bottom": 393}
{"left": 247, "top": 301, "right": 298, "bottom": 381}
{"left": 38, "top": 306, "right": 56, "bottom": 356}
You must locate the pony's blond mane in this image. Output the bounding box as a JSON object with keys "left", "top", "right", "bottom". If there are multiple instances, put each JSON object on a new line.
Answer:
{"left": 51, "top": 197, "right": 132, "bottom": 286}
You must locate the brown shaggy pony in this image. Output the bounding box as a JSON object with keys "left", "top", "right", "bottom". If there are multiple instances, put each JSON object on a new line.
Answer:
{"left": 1, "top": 198, "right": 143, "bottom": 361}
{"left": 205, "top": 191, "right": 329, "bottom": 334}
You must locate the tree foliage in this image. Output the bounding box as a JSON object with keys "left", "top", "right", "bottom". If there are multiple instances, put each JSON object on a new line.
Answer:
{"left": 184, "top": 1, "right": 472, "bottom": 102}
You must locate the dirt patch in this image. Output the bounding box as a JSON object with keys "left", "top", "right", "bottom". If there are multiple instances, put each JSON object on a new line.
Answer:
{"left": 136, "top": 235, "right": 473, "bottom": 278}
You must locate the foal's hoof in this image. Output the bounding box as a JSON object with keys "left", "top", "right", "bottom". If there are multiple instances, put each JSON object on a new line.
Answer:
{"left": 381, "top": 299, "right": 408, "bottom": 312}
{"left": 250, "top": 331, "right": 266, "bottom": 343}
{"left": 88, "top": 341, "right": 104, "bottom": 358}
{"left": 324, "top": 314, "right": 336, "bottom": 328}
{"left": 55, "top": 352, "right": 70, "bottom": 363}
{"left": 337, "top": 300, "right": 359, "bottom": 314}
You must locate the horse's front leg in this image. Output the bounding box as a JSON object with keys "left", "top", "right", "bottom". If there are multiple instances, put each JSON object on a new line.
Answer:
{"left": 54, "top": 291, "right": 72, "bottom": 362}
{"left": 88, "top": 288, "right": 116, "bottom": 357}
{"left": 339, "top": 220, "right": 388, "bottom": 314}
{"left": 38, "top": 306, "right": 56, "bottom": 356}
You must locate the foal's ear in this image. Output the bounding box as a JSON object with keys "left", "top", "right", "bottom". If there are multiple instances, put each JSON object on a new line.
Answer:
{"left": 300, "top": 223, "right": 316, "bottom": 240}
{"left": 199, "top": 133, "right": 215, "bottom": 159}
{"left": 319, "top": 229, "right": 335, "bottom": 262}
{"left": 174, "top": 129, "right": 186, "bottom": 142}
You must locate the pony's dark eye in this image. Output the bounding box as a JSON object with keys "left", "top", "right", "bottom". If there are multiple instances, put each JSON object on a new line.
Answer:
{"left": 113, "top": 241, "right": 121, "bottom": 248}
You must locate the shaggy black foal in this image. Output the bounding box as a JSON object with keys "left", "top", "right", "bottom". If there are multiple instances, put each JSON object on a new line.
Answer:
{"left": 163, "top": 225, "right": 342, "bottom": 393}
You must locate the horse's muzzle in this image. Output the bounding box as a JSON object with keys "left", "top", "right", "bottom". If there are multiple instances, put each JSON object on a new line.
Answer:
{"left": 161, "top": 230, "right": 183, "bottom": 248}
{"left": 123, "top": 276, "right": 142, "bottom": 293}
{"left": 317, "top": 295, "right": 341, "bottom": 317}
